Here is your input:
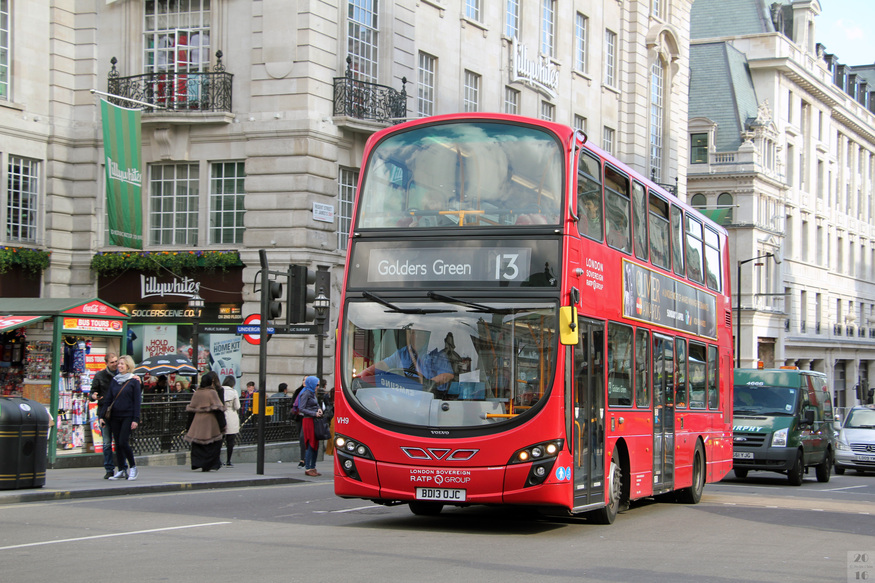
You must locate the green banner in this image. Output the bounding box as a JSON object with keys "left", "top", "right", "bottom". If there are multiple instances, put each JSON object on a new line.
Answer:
{"left": 100, "top": 99, "right": 143, "bottom": 249}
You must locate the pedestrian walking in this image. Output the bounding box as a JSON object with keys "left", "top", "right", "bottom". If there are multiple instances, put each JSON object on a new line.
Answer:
{"left": 90, "top": 351, "right": 118, "bottom": 479}
{"left": 298, "top": 375, "right": 323, "bottom": 476}
{"left": 184, "top": 371, "right": 226, "bottom": 472}
{"left": 104, "top": 355, "right": 141, "bottom": 481}
{"left": 221, "top": 375, "right": 241, "bottom": 467}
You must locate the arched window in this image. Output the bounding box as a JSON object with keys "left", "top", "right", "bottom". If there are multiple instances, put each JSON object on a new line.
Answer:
{"left": 650, "top": 57, "right": 666, "bottom": 182}
{"left": 690, "top": 193, "right": 706, "bottom": 208}
{"left": 717, "top": 192, "right": 733, "bottom": 224}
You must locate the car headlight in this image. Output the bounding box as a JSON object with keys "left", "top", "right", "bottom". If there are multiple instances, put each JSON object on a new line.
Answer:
{"left": 835, "top": 436, "right": 850, "bottom": 451}
{"left": 772, "top": 427, "right": 789, "bottom": 447}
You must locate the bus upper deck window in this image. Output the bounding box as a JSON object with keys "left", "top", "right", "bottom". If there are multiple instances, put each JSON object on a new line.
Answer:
{"left": 604, "top": 166, "right": 631, "bottom": 254}
{"left": 577, "top": 150, "right": 603, "bottom": 241}
{"left": 670, "top": 205, "right": 684, "bottom": 277}
{"left": 649, "top": 195, "right": 670, "bottom": 271}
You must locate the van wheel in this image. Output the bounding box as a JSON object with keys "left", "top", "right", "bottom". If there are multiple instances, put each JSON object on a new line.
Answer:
{"left": 677, "top": 443, "right": 705, "bottom": 504}
{"left": 589, "top": 450, "right": 622, "bottom": 524}
{"left": 787, "top": 451, "right": 804, "bottom": 486}
{"left": 815, "top": 450, "right": 832, "bottom": 483}
{"left": 409, "top": 502, "right": 443, "bottom": 516}
{"left": 734, "top": 468, "right": 749, "bottom": 479}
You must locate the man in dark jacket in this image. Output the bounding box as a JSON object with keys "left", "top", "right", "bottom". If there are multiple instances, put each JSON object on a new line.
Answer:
{"left": 90, "top": 352, "right": 118, "bottom": 479}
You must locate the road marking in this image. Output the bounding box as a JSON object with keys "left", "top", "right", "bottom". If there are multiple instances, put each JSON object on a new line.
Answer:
{"left": 822, "top": 485, "right": 868, "bottom": 492}
{"left": 313, "top": 505, "right": 382, "bottom": 514}
{"left": 0, "top": 521, "right": 231, "bottom": 551}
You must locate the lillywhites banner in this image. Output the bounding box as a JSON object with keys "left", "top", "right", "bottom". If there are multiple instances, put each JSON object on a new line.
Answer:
{"left": 101, "top": 99, "right": 143, "bottom": 249}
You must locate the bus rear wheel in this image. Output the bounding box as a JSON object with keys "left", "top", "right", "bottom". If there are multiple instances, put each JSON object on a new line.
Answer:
{"left": 677, "top": 443, "right": 706, "bottom": 504}
{"left": 409, "top": 501, "right": 444, "bottom": 516}
{"left": 589, "top": 450, "right": 622, "bottom": 525}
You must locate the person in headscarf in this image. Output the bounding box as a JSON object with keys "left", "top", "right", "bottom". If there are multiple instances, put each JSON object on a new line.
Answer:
{"left": 103, "top": 354, "right": 142, "bottom": 481}
{"left": 298, "top": 375, "right": 324, "bottom": 476}
{"left": 184, "top": 371, "right": 226, "bottom": 471}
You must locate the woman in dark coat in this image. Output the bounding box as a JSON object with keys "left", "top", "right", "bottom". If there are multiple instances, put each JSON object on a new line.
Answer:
{"left": 103, "top": 355, "right": 142, "bottom": 481}
{"left": 298, "top": 375, "right": 324, "bottom": 476}
{"left": 184, "top": 371, "right": 226, "bottom": 471}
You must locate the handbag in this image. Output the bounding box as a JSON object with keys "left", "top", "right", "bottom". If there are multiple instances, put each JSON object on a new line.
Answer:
{"left": 104, "top": 380, "right": 132, "bottom": 419}
{"left": 314, "top": 416, "right": 331, "bottom": 440}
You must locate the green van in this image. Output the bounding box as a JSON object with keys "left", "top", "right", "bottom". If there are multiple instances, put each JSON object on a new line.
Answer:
{"left": 732, "top": 368, "right": 836, "bottom": 485}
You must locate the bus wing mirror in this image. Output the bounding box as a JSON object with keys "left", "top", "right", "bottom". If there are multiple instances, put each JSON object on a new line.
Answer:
{"left": 559, "top": 306, "right": 579, "bottom": 345}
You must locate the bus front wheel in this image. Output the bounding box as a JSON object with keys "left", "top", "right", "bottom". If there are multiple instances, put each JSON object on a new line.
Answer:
{"left": 589, "top": 451, "right": 622, "bottom": 525}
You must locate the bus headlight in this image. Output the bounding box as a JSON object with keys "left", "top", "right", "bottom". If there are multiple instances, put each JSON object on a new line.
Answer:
{"left": 335, "top": 433, "right": 373, "bottom": 482}
{"left": 508, "top": 439, "right": 564, "bottom": 488}
{"left": 771, "top": 428, "right": 789, "bottom": 447}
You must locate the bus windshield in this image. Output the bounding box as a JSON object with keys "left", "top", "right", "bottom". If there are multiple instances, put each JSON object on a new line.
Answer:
{"left": 357, "top": 121, "right": 563, "bottom": 228}
{"left": 733, "top": 385, "right": 799, "bottom": 416}
{"left": 342, "top": 299, "right": 557, "bottom": 428}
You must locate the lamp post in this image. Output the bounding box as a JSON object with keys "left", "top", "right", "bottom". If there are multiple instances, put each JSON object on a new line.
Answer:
{"left": 188, "top": 293, "right": 204, "bottom": 383}
{"left": 313, "top": 289, "right": 331, "bottom": 383}
{"left": 735, "top": 253, "right": 780, "bottom": 368}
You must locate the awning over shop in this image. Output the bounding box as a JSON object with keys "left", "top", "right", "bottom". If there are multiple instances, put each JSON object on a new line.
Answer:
{"left": 0, "top": 315, "right": 49, "bottom": 333}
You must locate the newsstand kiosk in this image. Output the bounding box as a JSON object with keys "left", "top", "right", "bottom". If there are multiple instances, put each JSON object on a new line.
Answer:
{"left": 0, "top": 298, "right": 128, "bottom": 466}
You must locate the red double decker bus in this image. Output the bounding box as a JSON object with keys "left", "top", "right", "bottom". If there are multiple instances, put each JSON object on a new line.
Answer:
{"left": 333, "top": 113, "right": 733, "bottom": 522}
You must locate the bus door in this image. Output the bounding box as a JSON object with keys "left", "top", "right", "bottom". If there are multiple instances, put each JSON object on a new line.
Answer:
{"left": 652, "top": 334, "right": 675, "bottom": 492}
{"left": 572, "top": 318, "right": 605, "bottom": 508}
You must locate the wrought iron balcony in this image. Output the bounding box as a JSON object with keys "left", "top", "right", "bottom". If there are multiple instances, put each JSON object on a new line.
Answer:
{"left": 334, "top": 56, "right": 407, "bottom": 123}
{"left": 107, "top": 52, "right": 232, "bottom": 113}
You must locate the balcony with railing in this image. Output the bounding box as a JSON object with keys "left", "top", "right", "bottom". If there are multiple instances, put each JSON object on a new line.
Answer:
{"left": 333, "top": 57, "right": 408, "bottom": 127}
{"left": 106, "top": 52, "right": 233, "bottom": 120}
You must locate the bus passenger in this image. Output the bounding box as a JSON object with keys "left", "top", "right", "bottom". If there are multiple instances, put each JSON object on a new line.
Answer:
{"left": 358, "top": 326, "right": 454, "bottom": 393}
{"left": 580, "top": 191, "right": 602, "bottom": 239}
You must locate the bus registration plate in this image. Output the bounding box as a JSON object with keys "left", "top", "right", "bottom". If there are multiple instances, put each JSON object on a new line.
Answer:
{"left": 733, "top": 451, "right": 754, "bottom": 459}
{"left": 416, "top": 487, "right": 467, "bottom": 502}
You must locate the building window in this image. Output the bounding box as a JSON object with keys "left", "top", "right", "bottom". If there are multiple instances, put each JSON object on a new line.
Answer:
{"left": 573, "top": 114, "right": 587, "bottom": 133}
{"left": 347, "top": 0, "right": 378, "bottom": 83}
{"left": 463, "top": 70, "right": 480, "bottom": 112}
{"left": 417, "top": 52, "right": 436, "bottom": 117}
{"left": 717, "top": 192, "right": 733, "bottom": 223}
{"left": 691, "top": 133, "right": 708, "bottom": 163}
{"left": 505, "top": 0, "right": 520, "bottom": 38}
{"left": 209, "top": 162, "right": 245, "bottom": 245}
{"left": 0, "top": 0, "right": 9, "bottom": 100}
{"left": 650, "top": 59, "right": 665, "bottom": 182}
{"left": 338, "top": 167, "right": 358, "bottom": 251}
{"left": 465, "top": 0, "right": 481, "bottom": 22}
{"left": 6, "top": 156, "right": 39, "bottom": 243}
{"left": 574, "top": 13, "right": 588, "bottom": 73}
{"left": 149, "top": 163, "right": 199, "bottom": 246}
{"left": 652, "top": 0, "right": 664, "bottom": 18}
{"left": 603, "top": 126, "right": 615, "bottom": 154}
{"left": 144, "top": 0, "right": 211, "bottom": 74}
{"left": 540, "top": 101, "right": 555, "bottom": 122}
{"left": 604, "top": 29, "right": 617, "bottom": 87}
{"left": 540, "top": 0, "right": 555, "bottom": 58}
{"left": 504, "top": 87, "right": 519, "bottom": 115}
{"left": 690, "top": 193, "right": 706, "bottom": 208}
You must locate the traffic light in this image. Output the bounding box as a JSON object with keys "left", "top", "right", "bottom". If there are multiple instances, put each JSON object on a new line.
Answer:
{"left": 288, "top": 264, "right": 316, "bottom": 323}
{"left": 267, "top": 279, "right": 283, "bottom": 320}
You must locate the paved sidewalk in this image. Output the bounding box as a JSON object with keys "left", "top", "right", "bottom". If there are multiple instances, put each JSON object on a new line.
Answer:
{"left": 0, "top": 458, "right": 334, "bottom": 505}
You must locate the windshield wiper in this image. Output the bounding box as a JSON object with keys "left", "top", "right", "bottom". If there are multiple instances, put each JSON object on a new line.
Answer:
{"left": 362, "top": 291, "right": 452, "bottom": 314}
{"left": 427, "top": 291, "right": 491, "bottom": 312}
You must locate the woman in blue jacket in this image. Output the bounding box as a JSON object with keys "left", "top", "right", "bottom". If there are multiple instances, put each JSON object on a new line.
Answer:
{"left": 298, "top": 375, "right": 324, "bottom": 476}
{"left": 103, "top": 355, "right": 142, "bottom": 481}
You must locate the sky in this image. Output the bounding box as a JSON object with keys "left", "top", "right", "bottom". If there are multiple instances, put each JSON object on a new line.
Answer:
{"left": 815, "top": 0, "right": 875, "bottom": 65}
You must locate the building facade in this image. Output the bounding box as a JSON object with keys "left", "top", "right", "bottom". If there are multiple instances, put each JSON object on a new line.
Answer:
{"left": 688, "top": 0, "right": 875, "bottom": 409}
{"left": 1, "top": 0, "right": 693, "bottom": 391}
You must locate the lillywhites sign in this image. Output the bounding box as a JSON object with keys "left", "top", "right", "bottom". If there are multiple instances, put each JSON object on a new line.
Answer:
{"left": 140, "top": 274, "right": 201, "bottom": 299}
{"left": 511, "top": 38, "right": 559, "bottom": 99}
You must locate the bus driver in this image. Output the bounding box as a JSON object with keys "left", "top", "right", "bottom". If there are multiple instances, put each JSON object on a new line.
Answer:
{"left": 358, "top": 325, "right": 454, "bottom": 393}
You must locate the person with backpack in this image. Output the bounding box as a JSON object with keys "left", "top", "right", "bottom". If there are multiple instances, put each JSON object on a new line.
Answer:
{"left": 290, "top": 377, "right": 306, "bottom": 467}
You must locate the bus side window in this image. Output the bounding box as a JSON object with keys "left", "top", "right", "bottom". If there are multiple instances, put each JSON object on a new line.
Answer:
{"left": 671, "top": 205, "right": 685, "bottom": 276}
{"left": 635, "top": 328, "right": 650, "bottom": 408}
{"left": 707, "top": 344, "right": 719, "bottom": 409}
{"left": 704, "top": 226, "right": 722, "bottom": 292}
{"left": 632, "top": 182, "right": 648, "bottom": 261}
{"left": 577, "top": 150, "right": 603, "bottom": 241}
{"left": 685, "top": 215, "right": 705, "bottom": 284}
{"left": 675, "top": 337, "right": 687, "bottom": 409}
{"left": 604, "top": 166, "right": 631, "bottom": 253}
{"left": 649, "top": 195, "right": 670, "bottom": 270}
{"left": 607, "top": 323, "right": 634, "bottom": 407}
{"left": 689, "top": 342, "right": 707, "bottom": 409}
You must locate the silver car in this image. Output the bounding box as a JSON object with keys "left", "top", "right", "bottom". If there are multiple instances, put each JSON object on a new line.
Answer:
{"left": 835, "top": 405, "right": 875, "bottom": 475}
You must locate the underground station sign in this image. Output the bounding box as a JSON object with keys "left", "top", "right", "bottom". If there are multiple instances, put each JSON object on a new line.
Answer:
{"left": 238, "top": 314, "right": 316, "bottom": 344}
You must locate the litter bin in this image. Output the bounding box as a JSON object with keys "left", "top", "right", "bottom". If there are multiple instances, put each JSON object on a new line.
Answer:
{"left": 0, "top": 397, "right": 50, "bottom": 489}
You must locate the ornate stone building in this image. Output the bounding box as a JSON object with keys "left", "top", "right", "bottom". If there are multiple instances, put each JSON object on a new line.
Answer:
{"left": 1, "top": 0, "right": 694, "bottom": 388}
{"left": 688, "top": 0, "right": 875, "bottom": 409}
